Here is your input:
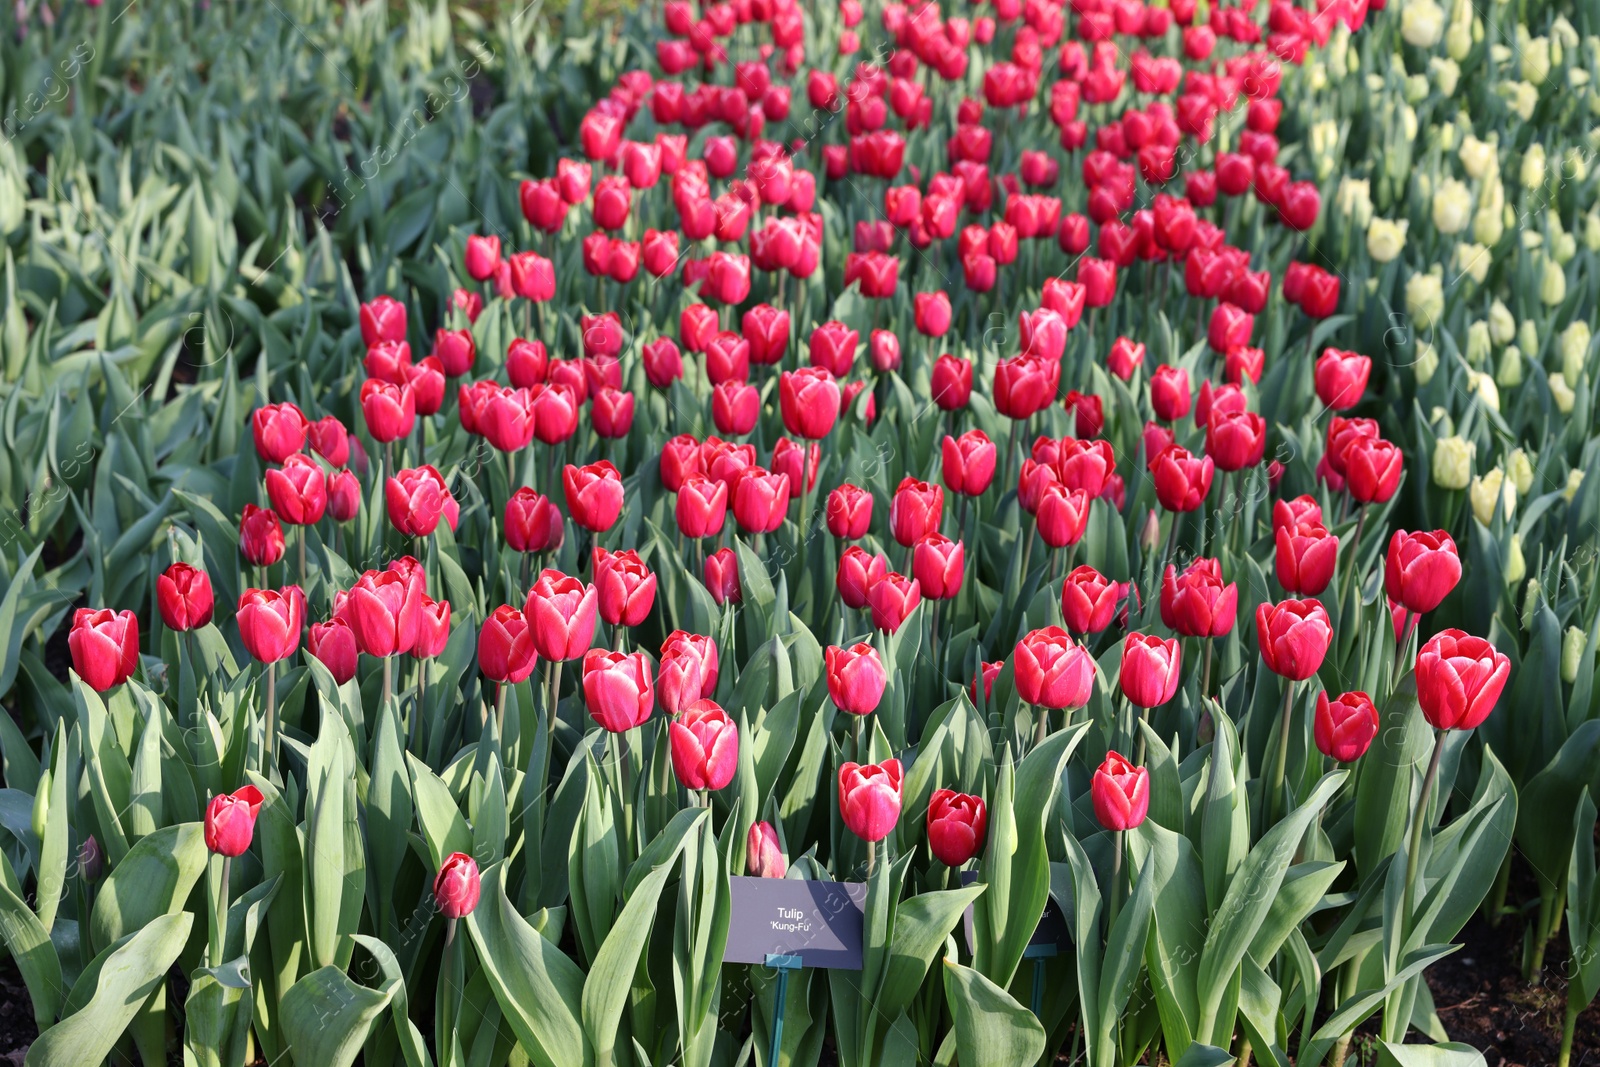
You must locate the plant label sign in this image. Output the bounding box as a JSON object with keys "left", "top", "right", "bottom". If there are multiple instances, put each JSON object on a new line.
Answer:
{"left": 723, "top": 876, "right": 868, "bottom": 969}
{"left": 960, "top": 871, "right": 1071, "bottom": 956}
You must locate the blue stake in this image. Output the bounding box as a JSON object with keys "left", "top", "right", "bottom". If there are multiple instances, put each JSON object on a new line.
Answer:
{"left": 765, "top": 954, "right": 804, "bottom": 1065}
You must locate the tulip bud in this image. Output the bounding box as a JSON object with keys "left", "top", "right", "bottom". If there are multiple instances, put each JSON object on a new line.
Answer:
{"left": 747, "top": 821, "right": 787, "bottom": 878}
{"left": 204, "top": 786, "right": 265, "bottom": 857}
{"left": 1090, "top": 752, "right": 1149, "bottom": 831}
{"left": 838, "top": 760, "right": 903, "bottom": 843}
{"left": 1314, "top": 691, "right": 1379, "bottom": 762}
{"left": 927, "top": 790, "right": 988, "bottom": 867}
{"left": 434, "top": 852, "right": 482, "bottom": 920}
{"left": 1432, "top": 436, "right": 1475, "bottom": 490}
{"left": 669, "top": 700, "right": 739, "bottom": 791}
{"left": 1415, "top": 630, "right": 1510, "bottom": 731}
{"left": 1505, "top": 535, "right": 1526, "bottom": 586}
{"left": 1470, "top": 468, "right": 1516, "bottom": 525}
{"left": 1561, "top": 626, "right": 1589, "bottom": 684}
{"left": 158, "top": 563, "right": 215, "bottom": 632}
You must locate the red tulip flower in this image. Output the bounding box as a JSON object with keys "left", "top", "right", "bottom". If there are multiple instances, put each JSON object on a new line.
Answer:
{"left": 593, "top": 548, "right": 657, "bottom": 628}
{"left": 360, "top": 379, "right": 416, "bottom": 443}
{"left": 1160, "top": 559, "right": 1238, "bottom": 637}
{"left": 912, "top": 534, "right": 964, "bottom": 600}
{"left": 931, "top": 354, "right": 973, "bottom": 410}
{"left": 826, "top": 484, "right": 874, "bottom": 539}
{"left": 434, "top": 852, "right": 481, "bottom": 920}
{"left": 265, "top": 454, "right": 328, "bottom": 526}
{"left": 703, "top": 547, "right": 742, "bottom": 605}
{"left": 941, "top": 431, "right": 997, "bottom": 497}
{"left": 1415, "top": 630, "right": 1511, "bottom": 732}
{"left": 731, "top": 468, "right": 790, "bottom": 533}
{"left": 204, "top": 786, "right": 265, "bottom": 857}
{"left": 658, "top": 631, "right": 719, "bottom": 714}
{"left": 1014, "top": 626, "right": 1095, "bottom": 710}
{"left": 386, "top": 465, "right": 451, "bottom": 537}
{"left": 748, "top": 822, "right": 787, "bottom": 878}
{"left": 1275, "top": 522, "right": 1339, "bottom": 596}
{"left": 1091, "top": 752, "right": 1149, "bottom": 831}
{"left": 582, "top": 649, "right": 655, "bottom": 733}
{"left": 1120, "top": 633, "right": 1182, "bottom": 708}
{"left": 308, "top": 618, "right": 359, "bottom": 684}
{"left": 252, "top": 403, "right": 309, "bottom": 464}
{"left": 839, "top": 760, "right": 903, "bottom": 843}
{"left": 927, "top": 790, "right": 988, "bottom": 867}
{"left": 1256, "top": 599, "right": 1334, "bottom": 681}
{"left": 1061, "top": 565, "right": 1118, "bottom": 635}
{"left": 1384, "top": 530, "right": 1461, "bottom": 617}
{"left": 524, "top": 570, "right": 597, "bottom": 662}
{"left": 1343, "top": 437, "right": 1403, "bottom": 505}
{"left": 889, "top": 477, "right": 943, "bottom": 547}
{"left": 236, "top": 587, "right": 304, "bottom": 664}
{"left": 1314, "top": 349, "right": 1371, "bottom": 411}
{"left": 505, "top": 489, "right": 564, "bottom": 554}
{"left": 675, "top": 476, "right": 729, "bottom": 540}
{"left": 670, "top": 699, "right": 739, "bottom": 791}
{"left": 1151, "top": 445, "right": 1214, "bottom": 512}
{"left": 1314, "top": 691, "right": 1379, "bottom": 762}
{"left": 837, "top": 547, "right": 888, "bottom": 610}
{"left": 808, "top": 322, "right": 859, "bottom": 379}
{"left": 563, "top": 461, "right": 625, "bottom": 532}
{"left": 826, "top": 643, "right": 888, "bottom": 716}
{"left": 868, "top": 572, "right": 922, "bottom": 633}
{"left": 1273, "top": 495, "right": 1323, "bottom": 532}
{"left": 239, "top": 504, "right": 286, "bottom": 566}
{"left": 158, "top": 563, "right": 214, "bottom": 632}
{"left": 68, "top": 608, "right": 140, "bottom": 691}
{"left": 779, "top": 368, "right": 842, "bottom": 440}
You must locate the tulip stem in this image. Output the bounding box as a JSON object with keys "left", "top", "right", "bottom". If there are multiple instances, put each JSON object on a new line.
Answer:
{"left": 1264, "top": 679, "right": 1298, "bottom": 829}
{"left": 866, "top": 837, "right": 876, "bottom": 878}
{"left": 1106, "top": 829, "right": 1124, "bottom": 935}
{"left": 1031, "top": 703, "right": 1047, "bottom": 749}
{"left": 209, "top": 854, "right": 230, "bottom": 968}
{"left": 1162, "top": 511, "right": 1182, "bottom": 575}
{"left": 1338, "top": 504, "right": 1367, "bottom": 619}
{"left": 1401, "top": 728, "right": 1446, "bottom": 940}
{"left": 298, "top": 526, "right": 307, "bottom": 590}
{"left": 415, "top": 667, "right": 426, "bottom": 753}
{"left": 1201, "top": 638, "right": 1213, "bottom": 699}
{"left": 439, "top": 918, "right": 461, "bottom": 1067}
{"left": 495, "top": 682, "right": 507, "bottom": 739}
{"left": 264, "top": 663, "right": 277, "bottom": 767}
{"left": 546, "top": 661, "right": 563, "bottom": 738}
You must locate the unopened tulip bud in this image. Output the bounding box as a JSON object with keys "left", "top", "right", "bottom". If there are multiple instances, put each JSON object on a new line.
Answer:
{"left": 1432, "top": 436, "right": 1474, "bottom": 490}
{"left": 1562, "top": 626, "right": 1589, "bottom": 684}
{"left": 1505, "top": 534, "right": 1526, "bottom": 585}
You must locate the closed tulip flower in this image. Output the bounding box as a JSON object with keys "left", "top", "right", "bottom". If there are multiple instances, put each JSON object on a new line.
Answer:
{"left": 1078, "top": 257, "right": 1117, "bottom": 307}
{"left": 346, "top": 569, "right": 422, "bottom": 657}
{"left": 204, "top": 786, "right": 265, "bottom": 857}
{"left": 771, "top": 438, "right": 819, "bottom": 499}
{"left": 1208, "top": 303, "right": 1254, "bottom": 354}
{"left": 826, "top": 642, "right": 888, "bottom": 715}
{"left": 464, "top": 234, "right": 500, "bottom": 281}
{"left": 158, "top": 563, "right": 214, "bottom": 632}
{"left": 265, "top": 454, "right": 328, "bottom": 526}
{"left": 748, "top": 821, "right": 787, "bottom": 878}
{"left": 1014, "top": 626, "right": 1095, "bottom": 709}
{"left": 1107, "top": 337, "right": 1146, "bottom": 381}
{"left": 69, "top": 608, "right": 140, "bottom": 691}
{"left": 837, "top": 546, "right": 888, "bottom": 609}
{"left": 239, "top": 504, "right": 286, "bottom": 567}
{"left": 236, "top": 587, "right": 304, "bottom": 664}
{"left": 307, "top": 416, "right": 350, "bottom": 467}
{"left": 870, "top": 330, "right": 901, "bottom": 373}
{"left": 869, "top": 572, "right": 922, "bottom": 633}
{"left": 360, "top": 379, "right": 416, "bottom": 443}
{"left": 252, "top": 403, "right": 309, "bottom": 464}
{"left": 658, "top": 631, "right": 719, "bottom": 713}
{"left": 505, "top": 489, "right": 564, "bottom": 554}
{"left": 670, "top": 700, "right": 739, "bottom": 791}
{"left": 593, "top": 548, "right": 657, "bottom": 628}
{"left": 1256, "top": 599, "right": 1334, "bottom": 681}
{"left": 1314, "top": 691, "right": 1380, "bottom": 762}
{"left": 1275, "top": 521, "right": 1339, "bottom": 596}
{"left": 913, "top": 534, "right": 964, "bottom": 600}
{"left": 704, "top": 547, "right": 742, "bottom": 605}
{"left": 434, "top": 852, "right": 481, "bottom": 920}
{"left": 704, "top": 332, "right": 751, "bottom": 386}
{"left": 1120, "top": 633, "right": 1182, "bottom": 708}
{"left": 826, "top": 484, "right": 873, "bottom": 539}
{"left": 1036, "top": 484, "right": 1091, "bottom": 548}
{"left": 914, "top": 291, "right": 953, "bottom": 337}
{"left": 1314, "top": 349, "right": 1371, "bottom": 411}
{"left": 731, "top": 468, "right": 790, "bottom": 533}
{"left": 994, "top": 353, "right": 1056, "bottom": 420}
{"left": 1065, "top": 391, "right": 1103, "bottom": 439}
{"left": 309, "top": 618, "right": 359, "bottom": 684}
{"left": 1343, "top": 437, "right": 1403, "bottom": 504}
{"left": 659, "top": 434, "right": 702, "bottom": 493}
{"left": 1273, "top": 495, "right": 1322, "bottom": 533}
{"left": 712, "top": 381, "right": 759, "bottom": 436}
{"left": 386, "top": 465, "right": 451, "bottom": 537}
{"left": 582, "top": 649, "right": 655, "bottom": 733}
{"left": 1062, "top": 565, "right": 1118, "bottom": 635}
{"left": 642, "top": 338, "right": 684, "bottom": 389}
{"left": 890, "top": 477, "right": 943, "bottom": 547}
{"left": 1151, "top": 445, "right": 1213, "bottom": 512}
{"left": 941, "top": 431, "right": 996, "bottom": 497}
{"left": 563, "top": 461, "right": 625, "bottom": 532}
{"left": 1160, "top": 559, "right": 1237, "bottom": 637}
{"left": 932, "top": 354, "right": 974, "bottom": 410}
{"left": 525, "top": 570, "right": 598, "bottom": 662}
{"left": 1384, "top": 530, "right": 1461, "bottom": 617}
{"left": 675, "top": 476, "right": 728, "bottom": 540}
{"left": 1091, "top": 752, "right": 1149, "bottom": 831}
{"left": 779, "top": 367, "right": 842, "bottom": 440}
{"left": 1415, "top": 630, "right": 1510, "bottom": 731}
{"left": 927, "top": 790, "right": 988, "bottom": 867}
{"left": 839, "top": 760, "right": 903, "bottom": 842}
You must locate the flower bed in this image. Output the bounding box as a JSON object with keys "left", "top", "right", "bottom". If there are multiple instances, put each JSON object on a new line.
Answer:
{"left": 1, "top": 0, "right": 1599, "bottom": 1065}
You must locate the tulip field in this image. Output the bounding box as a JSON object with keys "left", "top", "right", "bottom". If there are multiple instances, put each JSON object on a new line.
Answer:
{"left": 3, "top": 0, "right": 1600, "bottom": 1062}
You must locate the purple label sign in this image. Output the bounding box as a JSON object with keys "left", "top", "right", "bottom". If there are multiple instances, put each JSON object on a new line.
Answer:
{"left": 723, "top": 877, "right": 868, "bottom": 969}
{"left": 960, "top": 871, "right": 1071, "bottom": 955}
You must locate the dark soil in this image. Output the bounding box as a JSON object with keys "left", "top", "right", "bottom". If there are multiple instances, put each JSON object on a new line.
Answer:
{"left": 0, "top": 953, "right": 35, "bottom": 1064}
